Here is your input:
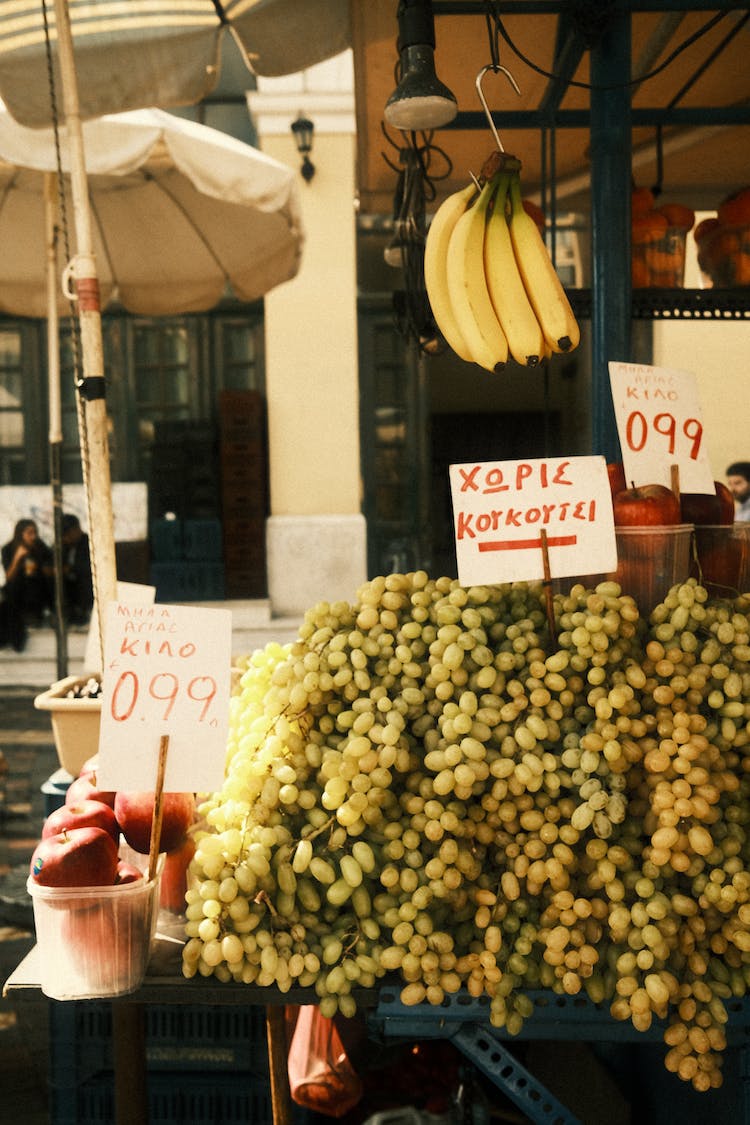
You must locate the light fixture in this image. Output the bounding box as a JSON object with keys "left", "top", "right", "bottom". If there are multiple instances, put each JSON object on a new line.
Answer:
{"left": 291, "top": 114, "right": 315, "bottom": 182}
{"left": 384, "top": 0, "right": 457, "bottom": 132}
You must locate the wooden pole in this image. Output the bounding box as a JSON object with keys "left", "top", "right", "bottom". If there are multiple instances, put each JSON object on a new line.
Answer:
{"left": 670, "top": 463, "right": 681, "bottom": 506}
{"left": 266, "top": 1006, "right": 294, "bottom": 1125}
{"left": 52, "top": 0, "right": 117, "bottom": 668}
{"left": 148, "top": 734, "right": 170, "bottom": 884}
{"left": 45, "top": 172, "right": 68, "bottom": 681}
{"left": 540, "top": 530, "right": 557, "bottom": 646}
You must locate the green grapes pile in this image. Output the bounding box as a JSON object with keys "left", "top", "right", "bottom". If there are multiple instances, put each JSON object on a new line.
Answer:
{"left": 181, "top": 572, "right": 750, "bottom": 1093}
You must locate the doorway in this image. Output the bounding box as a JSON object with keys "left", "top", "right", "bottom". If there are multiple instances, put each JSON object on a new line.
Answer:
{"left": 429, "top": 410, "right": 563, "bottom": 577}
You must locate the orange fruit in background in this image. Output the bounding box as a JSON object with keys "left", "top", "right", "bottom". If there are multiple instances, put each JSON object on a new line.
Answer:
{"left": 735, "top": 251, "right": 750, "bottom": 285}
{"left": 693, "top": 216, "right": 720, "bottom": 243}
{"left": 718, "top": 186, "right": 750, "bottom": 226}
{"left": 632, "top": 210, "right": 669, "bottom": 243}
{"left": 631, "top": 186, "right": 656, "bottom": 216}
{"left": 631, "top": 256, "right": 651, "bottom": 287}
{"left": 657, "top": 203, "right": 695, "bottom": 232}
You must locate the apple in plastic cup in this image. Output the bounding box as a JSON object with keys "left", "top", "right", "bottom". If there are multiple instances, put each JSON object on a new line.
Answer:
{"left": 612, "top": 483, "right": 681, "bottom": 526}
{"left": 43, "top": 798, "right": 120, "bottom": 846}
{"left": 159, "top": 836, "right": 196, "bottom": 913}
{"left": 65, "top": 771, "right": 116, "bottom": 809}
{"left": 59, "top": 892, "right": 152, "bottom": 995}
{"left": 681, "top": 481, "right": 736, "bottom": 526}
{"left": 114, "top": 791, "right": 195, "bottom": 855}
{"left": 30, "top": 826, "right": 119, "bottom": 888}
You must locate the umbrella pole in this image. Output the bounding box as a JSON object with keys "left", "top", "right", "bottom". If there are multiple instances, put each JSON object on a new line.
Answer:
{"left": 53, "top": 0, "right": 117, "bottom": 664}
{"left": 45, "top": 172, "right": 68, "bottom": 681}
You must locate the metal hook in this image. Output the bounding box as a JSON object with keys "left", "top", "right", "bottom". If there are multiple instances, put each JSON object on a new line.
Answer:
{"left": 475, "top": 63, "right": 521, "bottom": 153}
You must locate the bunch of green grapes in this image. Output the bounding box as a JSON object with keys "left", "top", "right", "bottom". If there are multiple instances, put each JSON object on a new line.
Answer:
{"left": 179, "top": 574, "right": 750, "bottom": 1092}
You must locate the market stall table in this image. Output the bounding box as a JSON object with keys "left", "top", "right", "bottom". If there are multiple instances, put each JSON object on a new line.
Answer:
{"left": 6, "top": 936, "right": 750, "bottom": 1125}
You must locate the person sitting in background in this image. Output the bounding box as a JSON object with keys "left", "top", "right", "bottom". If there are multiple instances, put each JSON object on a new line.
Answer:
{"left": 0, "top": 518, "right": 54, "bottom": 650}
{"left": 61, "top": 513, "right": 94, "bottom": 626}
{"left": 726, "top": 462, "right": 750, "bottom": 522}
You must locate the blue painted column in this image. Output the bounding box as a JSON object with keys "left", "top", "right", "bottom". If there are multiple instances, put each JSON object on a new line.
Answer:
{"left": 589, "top": 9, "right": 632, "bottom": 460}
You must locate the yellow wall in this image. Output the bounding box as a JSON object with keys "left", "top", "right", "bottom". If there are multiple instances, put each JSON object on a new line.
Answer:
{"left": 653, "top": 223, "right": 750, "bottom": 482}
{"left": 261, "top": 131, "right": 361, "bottom": 517}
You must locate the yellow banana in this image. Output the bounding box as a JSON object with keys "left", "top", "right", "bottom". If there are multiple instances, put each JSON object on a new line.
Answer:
{"left": 446, "top": 176, "right": 509, "bottom": 373}
{"left": 423, "top": 183, "right": 476, "bottom": 363}
{"left": 507, "top": 170, "right": 580, "bottom": 354}
{"left": 484, "top": 173, "right": 544, "bottom": 367}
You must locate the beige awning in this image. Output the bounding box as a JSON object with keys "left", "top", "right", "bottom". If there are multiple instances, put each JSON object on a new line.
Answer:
{"left": 0, "top": 0, "right": 352, "bottom": 127}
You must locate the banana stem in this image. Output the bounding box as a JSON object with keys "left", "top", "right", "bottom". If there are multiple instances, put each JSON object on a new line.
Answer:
{"left": 507, "top": 170, "right": 525, "bottom": 217}
{"left": 479, "top": 150, "right": 522, "bottom": 185}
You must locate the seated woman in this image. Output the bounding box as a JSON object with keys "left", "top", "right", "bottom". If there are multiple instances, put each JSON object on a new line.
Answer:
{"left": 1, "top": 518, "right": 54, "bottom": 651}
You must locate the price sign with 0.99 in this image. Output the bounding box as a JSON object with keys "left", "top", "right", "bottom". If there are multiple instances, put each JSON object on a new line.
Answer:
{"left": 609, "top": 361, "right": 715, "bottom": 495}
{"left": 97, "top": 602, "right": 232, "bottom": 794}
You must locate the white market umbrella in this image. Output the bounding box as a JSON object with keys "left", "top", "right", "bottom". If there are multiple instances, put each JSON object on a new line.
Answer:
{"left": 0, "top": 105, "right": 303, "bottom": 318}
{"left": 0, "top": 96, "right": 303, "bottom": 667}
{"left": 0, "top": 0, "right": 352, "bottom": 129}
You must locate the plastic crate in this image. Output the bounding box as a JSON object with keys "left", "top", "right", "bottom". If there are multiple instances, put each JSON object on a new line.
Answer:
{"left": 150, "top": 562, "right": 225, "bottom": 602}
{"left": 50, "top": 1001, "right": 270, "bottom": 1084}
{"left": 182, "top": 518, "right": 223, "bottom": 561}
{"left": 51, "top": 1068, "right": 273, "bottom": 1125}
{"left": 150, "top": 518, "right": 183, "bottom": 561}
{"left": 41, "top": 768, "right": 74, "bottom": 816}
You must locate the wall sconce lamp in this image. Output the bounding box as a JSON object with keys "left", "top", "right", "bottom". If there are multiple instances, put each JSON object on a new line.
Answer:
{"left": 384, "top": 0, "right": 457, "bottom": 131}
{"left": 291, "top": 114, "right": 315, "bottom": 182}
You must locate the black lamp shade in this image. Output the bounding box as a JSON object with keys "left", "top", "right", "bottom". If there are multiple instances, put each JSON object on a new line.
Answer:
{"left": 291, "top": 115, "right": 314, "bottom": 155}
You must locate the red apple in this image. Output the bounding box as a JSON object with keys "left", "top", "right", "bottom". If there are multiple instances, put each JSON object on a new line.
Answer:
{"left": 613, "top": 484, "right": 681, "bottom": 527}
{"left": 78, "top": 754, "right": 99, "bottom": 778}
{"left": 43, "top": 798, "right": 120, "bottom": 846}
{"left": 680, "top": 481, "right": 736, "bottom": 526}
{"left": 30, "top": 826, "right": 119, "bottom": 887}
{"left": 114, "top": 791, "right": 195, "bottom": 855}
{"left": 607, "top": 461, "right": 627, "bottom": 497}
{"left": 65, "top": 772, "right": 116, "bottom": 809}
{"left": 159, "top": 836, "right": 196, "bottom": 913}
{"left": 115, "top": 861, "right": 144, "bottom": 885}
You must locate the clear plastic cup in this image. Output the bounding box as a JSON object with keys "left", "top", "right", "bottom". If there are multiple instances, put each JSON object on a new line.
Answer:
{"left": 27, "top": 870, "right": 160, "bottom": 1000}
{"left": 692, "top": 523, "right": 750, "bottom": 596}
{"left": 555, "top": 524, "right": 693, "bottom": 616}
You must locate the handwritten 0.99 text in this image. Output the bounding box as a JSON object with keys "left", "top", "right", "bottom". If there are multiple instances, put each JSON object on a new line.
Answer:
{"left": 110, "top": 671, "right": 218, "bottom": 724}
{"left": 624, "top": 410, "right": 703, "bottom": 461}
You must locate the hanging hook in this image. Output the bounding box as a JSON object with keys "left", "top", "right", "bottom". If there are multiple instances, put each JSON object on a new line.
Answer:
{"left": 475, "top": 63, "right": 521, "bottom": 153}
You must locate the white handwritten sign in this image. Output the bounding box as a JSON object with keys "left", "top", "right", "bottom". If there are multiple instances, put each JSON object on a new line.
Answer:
{"left": 449, "top": 455, "right": 617, "bottom": 586}
{"left": 97, "top": 602, "right": 232, "bottom": 793}
{"left": 609, "top": 361, "right": 714, "bottom": 494}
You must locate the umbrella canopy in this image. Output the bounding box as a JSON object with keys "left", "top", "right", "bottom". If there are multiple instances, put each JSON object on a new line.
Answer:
{"left": 0, "top": 0, "right": 351, "bottom": 128}
{"left": 0, "top": 104, "right": 304, "bottom": 317}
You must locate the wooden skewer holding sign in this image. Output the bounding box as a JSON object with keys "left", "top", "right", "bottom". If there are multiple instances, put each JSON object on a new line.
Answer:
{"left": 148, "top": 734, "right": 170, "bottom": 883}
{"left": 539, "top": 529, "right": 557, "bottom": 646}
{"left": 670, "top": 463, "right": 681, "bottom": 507}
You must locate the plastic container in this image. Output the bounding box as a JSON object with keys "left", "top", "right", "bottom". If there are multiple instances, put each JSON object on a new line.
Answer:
{"left": 697, "top": 223, "right": 750, "bottom": 288}
{"left": 632, "top": 227, "right": 687, "bottom": 287}
{"left": 41, "top": 767, "right": 74, "bottom": 817}
{"left": 692, "top": 522, "right": 750, "bottom": 595}
{"left": 27, "top": 868, "right": 160, "bottom": 1000}
{"left": 556, "top": 525, "right": 693, "bottom": 615}
{"left": 34, "top": 675, "right": 102, "bottom": 777}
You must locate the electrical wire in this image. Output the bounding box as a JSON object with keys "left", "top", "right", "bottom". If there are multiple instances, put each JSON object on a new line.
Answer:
{"left": 484, "top": 3, "right": 734, "bottom": 92}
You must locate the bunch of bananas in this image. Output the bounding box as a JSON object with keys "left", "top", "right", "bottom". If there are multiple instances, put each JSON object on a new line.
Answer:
{"left": 424, "top": 153, "right": 580, "bottom": 372}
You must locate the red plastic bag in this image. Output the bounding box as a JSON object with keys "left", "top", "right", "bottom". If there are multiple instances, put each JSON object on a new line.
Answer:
{"left": 287, "top": 1005, "right": 363, "bottom": 1117}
